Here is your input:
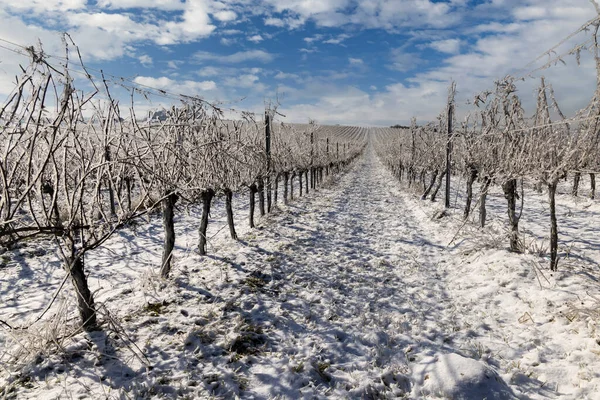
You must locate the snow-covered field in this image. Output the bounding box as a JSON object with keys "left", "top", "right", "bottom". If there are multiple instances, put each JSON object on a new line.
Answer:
{"left": 1, "top": 146, "right": 600, "bottom": 399}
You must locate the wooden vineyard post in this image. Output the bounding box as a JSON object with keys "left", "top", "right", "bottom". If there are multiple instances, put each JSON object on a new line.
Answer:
{"left": 336, "top": 142, "right": 339, "bottom": 171}
{"left": 409, "top": 118, "right": 416, "bottom": 187}
{"left": 258, "top": 178, "right": 265, "bottom": 216}
{"left": 284, "top": 172, "right": 289, "bottom": 204}
{"left": 445, "top": 82, "right": 455, "bottom": 209}
{"left": 548, "top": 180, "right": 559, "bottom": 271}
{"left": 265, "top": 111, "right": 272, "bottom": 213}
{"left": 274, "top": 174, "right": 279, "bottom": 205}
{"left": 326, "top": 138, "right": 329, "bottom": 176}
{"left": 310, "top": 131, "right": 314, "bottom": 191}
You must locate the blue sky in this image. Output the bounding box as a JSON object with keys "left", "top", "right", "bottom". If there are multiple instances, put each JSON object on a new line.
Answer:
{"left": 0, "top": 0, "right": 597, "bottom": 126}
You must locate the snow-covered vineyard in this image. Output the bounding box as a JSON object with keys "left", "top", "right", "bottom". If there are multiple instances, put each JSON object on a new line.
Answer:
{"left": 4, "top": 9, "right": 600, "bottom": 399}
{"left": 1, "top": 144, "right": 600, "bottom": 399}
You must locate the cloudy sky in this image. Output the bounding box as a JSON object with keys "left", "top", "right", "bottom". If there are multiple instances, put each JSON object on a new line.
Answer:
{"left": 0, "top": 0, "right": 598, "bottom": 126}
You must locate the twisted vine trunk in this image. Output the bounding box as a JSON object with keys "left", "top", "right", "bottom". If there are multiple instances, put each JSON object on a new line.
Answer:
{"left": 249, "top": 184, "right": 258, "bottom": 228}
{"left": 464, "top": 166, "right": 478, "bottom": 219}
{"left": 160, "top": 191, "right": 179, "bottom": 278}
{"left": 430, "top": 170, "right": 447, "bottom": 202}
{"left": 479, "top": 177, "right": 492, "bottom": 228}
{"left": 305, "top": 170, "right": 309, "bottom": 194}
{"left": 125, "top": 177, "right": 132, "bottom": 211}
{"left": 42, "top": 182, "right": 61, "bottom": 226}
{"left": 422, "top": 170, "right": 438, "bottom": 200}
{"left": 66, "top": 240, "right": 96, "bottom": 330}
{"left": 198, "top": 188, "right": 215, "bottom": 255}
{"left": 502, "top": 179, "right": 520, "bottom": 252}
{"left": 224, "top": 189, "right": 237, "bottom": 240}
{"left": 572, "top": 172, "right": 581, "bottom": 196}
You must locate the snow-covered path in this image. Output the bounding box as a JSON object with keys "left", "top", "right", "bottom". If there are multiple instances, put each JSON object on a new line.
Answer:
{"left": 235, "top": 147, "right": 516, "bottom": 399}
{"left": 2, "top": 146, "right": 600, "bottom": 399}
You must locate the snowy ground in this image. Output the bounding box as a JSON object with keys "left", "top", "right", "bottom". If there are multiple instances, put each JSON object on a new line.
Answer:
{"left": 1, "top": 145, "right": 600, "bottom": 399}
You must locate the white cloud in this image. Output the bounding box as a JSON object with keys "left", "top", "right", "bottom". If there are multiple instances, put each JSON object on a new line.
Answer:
{"left": 349, "top": 57, "right": 364, "bottom": 65}
{"left": 221, "top": 29, "right": 243, "bottom": 35}
{"left": 276, "top": 80, "right": 453, "bottom": 126}
{"left": 263, "top": 0, "right": 348, "bottom": 16}
{"left": 133, "top": 76, "right": 217, "bottom": 95}
{"left": 248, "top": 34, "right": 264, "bottom": 43}
{"left": 303, "top": 33, "right": 351, "bottom": 45}
{"left": 323, "top": 33, "right": 351, "bottom": 44}
{"left": 261, "top": 0, "right": 459, "bottom": 30}
{"left": 1, "top": 0, "right": 86, "bottom": 12}
{"left": 275, "top": 71, "right": 301, "bottom": 80}
{"left": 0, "top": 1, "right": 223, "bottom": 65}
{"left": 512, "top": 5, "right": 589, "bottom": 22}
{"left": 224, "top": 74, "right": 259, "bottom": 88}
{"left": 167, "top": 60, "right": 181, "bottom": 69}
{"left": 469, "top": 22, "right": 522, "bottom": 34}
{"left": 0, "top": 15, "right": 58, "bottom": 95}
{"left": 513, "top": 6, "right": 547, "bottom": 20}
{"left": 96, "top": 0, "right": 184, "bottom": 10}
{"left": 304, "top": 34, "right": 324, "bottom": 43}
{"left": 64, "top": 8, "right": 215, "bottom": 47}
{"left": 67, "top": 12, "right": 145, "bottom": 36}
{"left": 264, "top": 16, "right": 306, "bottom": 29}
{"left": 428, "top": 38, "right": 461, "bottom": 54}
{"left": 220, "top": 37, "right": 237, "bottom": 45}
{"left": 389, "top": 48, "right": 424, "bottom": 72}
{"left": 273, "top": 71, "right": 305, "bottom": 85}
{"left": 138, "top": 54, "right": 153, "bottom": 66}
{"left": 0, "top": 10, "right": 130, "bottom": 62}
{"left": 224, "top": 73, "right": 267, "bottom": 92}
{"left": 194, "top": 50, "right": 276, "bottom": 63}
{"left": 213, "top": 10, "right": 237, "bottom": 22}
{"left": 264, "top": 17, "right": 285, "bottom": 27}
{"left": 197, "top": 66, "right": 221, "bottom": 76}
{"left": 161, "top": 0, "right": 216, "bottom": 43}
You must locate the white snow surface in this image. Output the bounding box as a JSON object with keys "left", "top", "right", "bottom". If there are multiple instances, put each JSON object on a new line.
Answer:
{"left": 1, "top": 146, "right": 600, "bottom": 399}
